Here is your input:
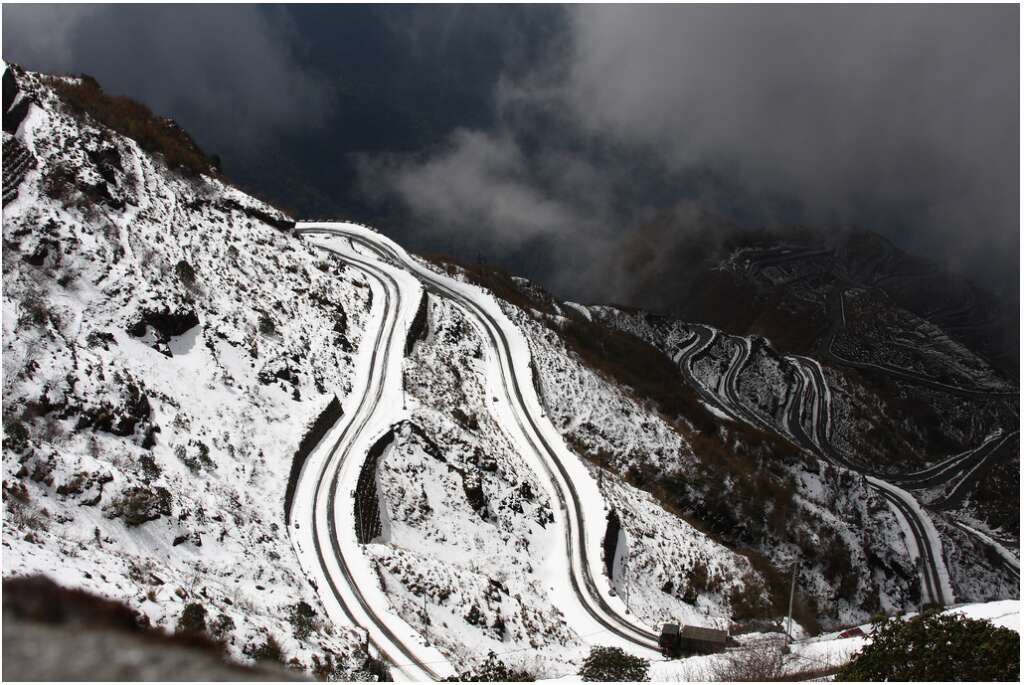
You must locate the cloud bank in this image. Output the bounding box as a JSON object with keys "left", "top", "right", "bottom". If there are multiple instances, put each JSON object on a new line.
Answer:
{"left": 2, "top": 4, "right": 332, "bottom": 150}
{"left": 363, "top": 5, "right": 1018, "bottom": 303}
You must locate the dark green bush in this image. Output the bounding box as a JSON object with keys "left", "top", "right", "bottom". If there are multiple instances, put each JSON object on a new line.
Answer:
{"left": 258, "top": 313, "right": 276, "bottom": 336}
{"left": 104, "top": 486, "right": 171, "bottom": 526}
{"left": 2, "top": 417, "right": 30, "bottom": 452}
{"left": 579, "top": 646, "right": 648, "bottom": 682}
{"left": 836, "top": 611, "right": 1019, "bottom": 681}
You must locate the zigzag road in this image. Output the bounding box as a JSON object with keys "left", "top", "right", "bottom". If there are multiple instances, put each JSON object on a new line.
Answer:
{"left": 676, "top": 326, "right": 959, "bottom": 606}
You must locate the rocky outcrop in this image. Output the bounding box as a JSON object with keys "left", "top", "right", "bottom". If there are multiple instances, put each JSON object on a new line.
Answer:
{"left": 405, "top": 291, "right": 429, "bottom": 356}
{"left": 2, "top": 135, "right": 35, "bottom": 206}
{"left": 284, "top": 396, "right": 343, "bottom": 523}
{"left": 602, "top": 508, "right": 622, "bottom": 579}
{"left": 126, "top": 307, "right": 200, "bottom": 357}
{"left": 3, "top": 66, "right": 33, "bottom": 134}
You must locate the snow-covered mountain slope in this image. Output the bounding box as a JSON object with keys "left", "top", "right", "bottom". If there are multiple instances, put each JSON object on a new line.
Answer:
{"left": 504, "top": 290, "right": 919, "bottom": 629}
{"left": 401, "top": 258, "right": 1016, "bottom": 633}
{"left": 2, "top": 65, "right": 381, "bottom": 678}
{"left": 3, "top": 62, "right": 1018, "bottom": 682}
{"left": 584, "top": 306, "right": 1016, "bottom": 606}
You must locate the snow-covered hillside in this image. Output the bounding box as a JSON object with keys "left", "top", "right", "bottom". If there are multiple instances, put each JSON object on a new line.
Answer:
{"left": 3, "top": 61, "right": 1018, "bottom": 682}
{"left": 2, "top": 65, "right": 379, "bottom": 678}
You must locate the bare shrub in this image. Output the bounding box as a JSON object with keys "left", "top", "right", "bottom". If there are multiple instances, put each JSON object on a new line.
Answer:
{"left": 47, "top": 75, "right": 215, "bottom": 176}
{"left": 18, "top": 287, "right": 61, "bottom": 329}
{"left": 4, "top": 483, "right": 51, "bottom": 531}
{"left": 710, "top": 641, "right": 786, "bottom": 681}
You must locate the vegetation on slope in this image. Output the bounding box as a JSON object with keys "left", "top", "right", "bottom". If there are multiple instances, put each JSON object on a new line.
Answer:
{"left": 46, "top": 73, "right": 217, "bottom": 177}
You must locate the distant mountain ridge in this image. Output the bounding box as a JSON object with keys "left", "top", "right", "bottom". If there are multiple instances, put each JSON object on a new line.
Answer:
{"left": 612, "top": 203, "right": 1018, "bottom": 379}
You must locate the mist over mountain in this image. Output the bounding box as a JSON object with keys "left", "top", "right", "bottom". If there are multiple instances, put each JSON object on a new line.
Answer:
{"left": 3, "top": 4, "right": 1017, "bottom": 313}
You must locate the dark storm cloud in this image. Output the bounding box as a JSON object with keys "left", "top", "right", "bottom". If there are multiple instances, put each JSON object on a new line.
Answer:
{"left": 2, "top": 4, "right": 332, "bottom": 151}
{"left": 2, "top": 5, "right": 1017, "bottom": 306}
{"left": 365, "top": 5, "right": 1018, "bottom": 302}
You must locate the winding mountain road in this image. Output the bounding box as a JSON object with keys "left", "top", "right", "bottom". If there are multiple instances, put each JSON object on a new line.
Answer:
{"left": 699, "top": 245, "right": 1019, "bottom": 597}
{"left": 287, "top": 237, "right": 452, "bottom": 681}
{"left": 676, "top": 326, "right": 960, "bottom": 607}
{"left": 292, "top": 223, "right": 660, "bottom": 679}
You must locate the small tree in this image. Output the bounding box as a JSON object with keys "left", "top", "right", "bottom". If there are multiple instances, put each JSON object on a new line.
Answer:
{"left": 579, "top": 646, "right": 648, "bottom": 682}
{"left": 245, "top": 634, "right": 284, "bottom": 664}
{"left": 444, "top": 651, "right": 534, "bottom": 682}
{"left": 176, "top": 602, "right": 207, "bottom": 634}
{"left": 836, "top": 611, "right": 1019, "bottom": 681}
{"left": 288, "top": 600, "right": 318, "bottom": 640}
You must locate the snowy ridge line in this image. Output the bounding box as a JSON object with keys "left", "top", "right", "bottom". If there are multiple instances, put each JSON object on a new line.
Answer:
{"left": 288, "top": 239, "right": 453, "bottom": 681}
{"left": 563, "top": 301, "right": 592, "bottom": 322}
{"left": 296, "top": 222, "right": 661, "bottom": 657}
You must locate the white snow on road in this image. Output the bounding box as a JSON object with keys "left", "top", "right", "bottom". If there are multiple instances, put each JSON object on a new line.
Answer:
{"left": 296, "top": 222, "right": 661, "bottom": 673}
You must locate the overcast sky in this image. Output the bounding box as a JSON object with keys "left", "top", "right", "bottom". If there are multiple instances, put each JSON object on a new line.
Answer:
{"left": 3, "top": 4, "right": 1018, "bottom": 307}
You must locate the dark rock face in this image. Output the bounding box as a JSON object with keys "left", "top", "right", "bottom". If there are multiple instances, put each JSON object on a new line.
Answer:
{"left": 126, "top": 307, "right": 200, "bottom": 357}
{"left": 126, "top": 308, "right": 200, "bottom": 340}
{"left": 3, "top": 98, "right": 32, "bottom": 135}
{"left": 602, "top": 508, "right": 622, "bottom": 579}
{"left": 3, "top": 67, "right": 18, "bottom": 113}
{"left": 354, "top": 428, "right": 396, "bottom": 543}
{"left": 2, "top": 66, "right": 33, "bottom": 134}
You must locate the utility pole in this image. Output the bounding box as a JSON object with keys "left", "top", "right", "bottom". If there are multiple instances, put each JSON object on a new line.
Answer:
{"left": 786, "top": 557, "right": 798, "bottom": 646}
